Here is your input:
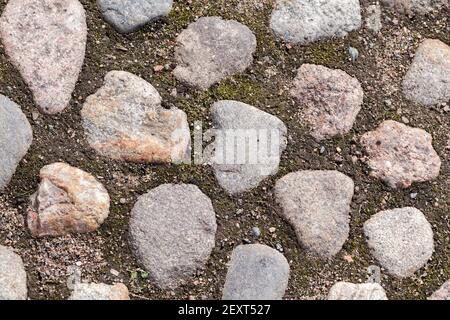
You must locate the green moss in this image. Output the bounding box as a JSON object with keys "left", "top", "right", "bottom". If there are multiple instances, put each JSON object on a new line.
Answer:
{"left": 306, "top": 43, "right": 347, "bottom": 66}
{"left": 214, "top": 78, "right": 263, "bottom": 102}
{"left": 383, "top": 111, "right": 402, "bottom": 121}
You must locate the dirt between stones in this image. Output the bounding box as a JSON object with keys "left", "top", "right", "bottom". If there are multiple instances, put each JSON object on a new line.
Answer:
{"left": 0, "top": 0, "right": 448, "bottom": 300}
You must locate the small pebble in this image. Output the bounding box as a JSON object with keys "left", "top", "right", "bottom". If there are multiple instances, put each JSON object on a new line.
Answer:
{"left": 348, "top": 47, "right": 359, "bottom": 62}
{"left": 252, "top": 227, "right": 261, "bottom": 238}
{"left": 110, "top": 268, "right": 120, "bottom": 277}
{"left": 276, "top": 243, "right": 284, "bottom": 252}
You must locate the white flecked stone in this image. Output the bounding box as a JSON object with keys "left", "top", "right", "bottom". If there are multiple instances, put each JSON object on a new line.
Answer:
{"left": 364, "top": 207, "right": 434, "bottom": 278}
{"left": 270, "top": 0, "right": 362, "bottom": 44}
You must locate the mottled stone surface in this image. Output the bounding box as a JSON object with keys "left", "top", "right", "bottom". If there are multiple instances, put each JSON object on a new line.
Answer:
{"left": 361, "top": 120, "right": 441, "bottom": 188}
{"left": 328, "top": 282, "right": 388, "bottom": 300}
{"left": 364, "top": 207, "right": 434, "bottom": 278}
{"left": 366, "top": 4, "right": 382, "bottom": 32}
{"left": 98, "top": 0, "right": 173, "bottom": 34}
{"left": 0, "top": 246, "right": 27, "bottom": 300}
{"left": 403, "top": 39, "right": 450, "bottom": 106}
{"left": 275, "top": 170, "right": 354, "bottom": 258}
{"left": 0, "top": 0, "right": 87, "bottom": 114}
{"left": 82, "top": 71, "right": 190, "bottom": 164}
{"left": 173, "top": 16, "right": 256, "bottom": 90}
{"left": 270, "top": 0, "right": 362, "bottom": 44}
{"left": 69, "top": 283, "right": 130, "bottom": 300}
{"left": 290, "top": 64, "right": 363, "bottom": 141}
{"left": 429, "top": 280, "right": 450, "bottom": 300}
{"left": 0, "top": 95, "right": 32, "bottom": 189}
{"left": 211, "top": 100, "right": 287, "bottom": 194}
{"left": 380, "top": 0, "right": 448, "bottom": 14}
{"left": 129, "top": 184, "right": 217, "bottom": 289}
{"left": 27, "top": 163, "right": 110, "bottom": 237}
{"left": 222, "top": 244, "right": 289, "bottom": 300}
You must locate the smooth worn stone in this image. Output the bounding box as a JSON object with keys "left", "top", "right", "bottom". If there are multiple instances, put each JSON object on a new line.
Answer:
{"left": 403, "top": 39, "right": 450, "bottom": 106}
{"left": 290, "top": 64, "right": 363, "bottom": 141}
{"left": 380, "top": 0, "right": 448, "bottom": 14}
{"left": 429, "top": 280, "right": 450, "bottom": 300}
{"left": 275, "top": 170, "right": 354, "bottom": 259}
{"left": 222, "top": 244, "right": 290, "bottom": 300}
{"left": 69, "top": 283, "right": 130, "bottom": 300}
{"left": 328, "top": 282, "right": 388, "bottom": 300}
{"left": 360, "top": 120, "right": 441, "bottom": 189}
{"left": 364, "top": 207, "right": 434, "bottom": 278}
{"left": 173, "top": 16, "right": 256, "bottom": 90}
{"left": 210, "top": 100, "right": 287, "bottom": 194}
{"left": 0, "top": 246, "right": 27, "bottom": 300}
{"left": 0, "top": 0, "right": 87, "bottom": 114}
{"left": 27, "top": 163, "right": 110, "bottom": 237}
{"left": 82, "top": 71, "right": 190, "bottom": 164}
{"left": 270, "top": 0, "right": 362, "bottom": 44}
{"left": 129, "top": 184, "right": 217, "bottom": 289}
{"left": 98, "top": 0, "right": 173, "bottom": 34}
{"left": 0, "top": 95, "right": 32, "bottom": 189}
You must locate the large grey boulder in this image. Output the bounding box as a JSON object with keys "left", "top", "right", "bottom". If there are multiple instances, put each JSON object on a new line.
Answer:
{"left": 69, "top": 282, "right": 130, "bottom": 300}
{"left": 361, "top": 120, "right": 441, "bottom": 189}
{"left": 328, "top": 282, "right": 388, "bottom": 300}
{"left": 275, "top": 170, "right": 354, "bottom": 259}
{"left": 0, "top": 0, "right": 87, "bottom": 114}
{"left": 173, "top": 17, "right": 257, "bottom": 90}
{"left": 0, "top": 95, "right": 32, "bottom": 189}
{"left": 210, "top": 100, "right": 287, "bottom": 194}
{"left": 270, "top": 0, "right": 362, "bottom": 44}
{"left": 364, "top": 207, "right": 434, "bottom": 278}
{"left": 403, "top": 39, "right": 450, "bottom": 106}
{"left": 0, "top": 246, "right": 27, "bottom": 300}
{"left": 97, "top": 0, "right": 173, "bottom": 34}
{"left": 222, "top": 244, "right": 290, "bottom": 300}
{"left": 82, "top": 71, "right": 191, "bottom": 164}
{"left": 129, "top": 184, "right": 217, "bottom": 289}
{"left": 290, "top": 64, "right": 363, "bottom": 141}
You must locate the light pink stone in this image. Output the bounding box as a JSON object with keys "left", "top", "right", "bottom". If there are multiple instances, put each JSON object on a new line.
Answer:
{"left": 290, "top": 64, "right": 363, "bottom": 141}
{"left": 361, "top": 120, "right": 441, "bottom": 188}
{"left": 0, "top": 0, "right": 87, "bottom": 114}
